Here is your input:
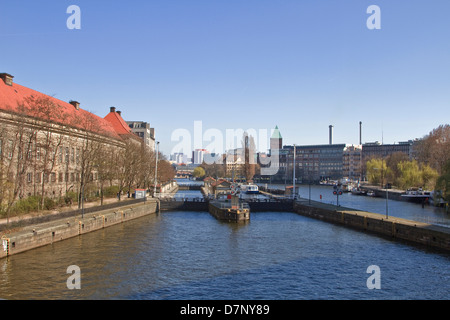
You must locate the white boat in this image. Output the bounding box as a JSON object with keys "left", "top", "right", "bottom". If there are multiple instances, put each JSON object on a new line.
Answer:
{"left": 240, "top": 184, "right": 259, "bottom": 194}
{"left": 366, "top": 191, "right": 376, "bottom": 197}
{"left": 401, "top": 188, "right": 432, "bottom": 203}
{"left": 351, "top": 187, "right": 367, "bottom": 196}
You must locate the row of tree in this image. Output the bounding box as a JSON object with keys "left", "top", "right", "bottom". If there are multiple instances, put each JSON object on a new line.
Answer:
{"left": 366, "top": 124, "right": 449, "bottom": 203}
{"left": 415, "top": 124, "right": 450, "bottom": 203}
{"left": 96, "top": 138, "right": 175, "bottom": 203}
{"left": 366, "top": 156, "right": 438, "bottom": 190}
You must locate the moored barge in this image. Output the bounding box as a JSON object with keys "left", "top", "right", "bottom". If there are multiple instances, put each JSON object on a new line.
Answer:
{"left": 208, "top": 197, "right": 250, "bottom": 222}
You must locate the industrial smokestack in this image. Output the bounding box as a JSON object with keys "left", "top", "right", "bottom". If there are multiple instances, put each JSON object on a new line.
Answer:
{"left": 329, "top": 125, "right": 333, "bottom": 145}
{"left": 359, "top": 121, "right": 362, "bottom": 145}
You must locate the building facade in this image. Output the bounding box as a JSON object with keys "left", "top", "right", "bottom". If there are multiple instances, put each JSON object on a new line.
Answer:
{"left": 343, "top": 145, "right": 362, "bottom": 180}
{"left": 362, "top": 141, "right": 414, "bottom": 160}
{"left": 0, "top": 73, "right": 142, "bottom": 204}
{"left": 126, "top": 121, "right": 156, "bottom": 151}
{"left": 266, "top": 126, "right": 347, "bottom": 182}
{"left": 283, "top": 144, "right": 347, "bottom": 182}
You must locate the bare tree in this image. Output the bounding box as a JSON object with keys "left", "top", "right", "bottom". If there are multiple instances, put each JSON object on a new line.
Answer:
{"left": 0, "top": 112, "right": 36, "bottom": 221}
{"left": 415, "top": 124, "right": 450, "bottom": 174}
{"left": 22, "top": 96, "right": 66, "bottom": 209}
{"left": 0, "top": 98, "right": 65, "bottom": 219}
{"left": 112, "top": 137, "right": 142, "bottom": 200}
{"left": 94, "top": 143, "right": 116, "bottom": 205}
{"left": 74, "top": 112, "right": 104, "bottom": 208}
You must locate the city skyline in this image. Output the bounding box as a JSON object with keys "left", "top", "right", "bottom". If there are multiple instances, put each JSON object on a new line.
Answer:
{"left": 1, "top": 1, "right": 449, "bottom": 156}
{"left": 168, "top": 125, "right": 417, "bottom": 164}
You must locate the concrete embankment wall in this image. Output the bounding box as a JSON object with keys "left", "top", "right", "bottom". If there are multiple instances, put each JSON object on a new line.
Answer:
{"left": 160, "top": 200, "right": 208, "bottom": 212}
{"left": 293, "top": 200, "right": 450, "bottom": 251}
{"left": 247, "top": 200, "right": 293, "bottom": 212}
{"left": 1, "top": 199, "right": 159, "bottom": 258}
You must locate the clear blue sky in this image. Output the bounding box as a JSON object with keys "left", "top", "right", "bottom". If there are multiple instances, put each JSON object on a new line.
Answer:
{"left": 1, "top": 0, "right": 450, "bottom": 156}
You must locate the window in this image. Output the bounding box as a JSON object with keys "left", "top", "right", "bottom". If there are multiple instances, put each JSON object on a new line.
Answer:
{"left": 51, "top": 173, "right": 56, "bottom": 183}
{"left": 71, "top": 148, "right": 75, "bottom": 163}
{"left": 65, "top": 147, "right": 69, "bottom": 163}
{"left": 27, "top": 143, "right": 33, "bottom": 160}
{"left": 59, "top": 147, "right": 63, "bottom": 163}
{"left": 27, "top": 173, "right": 32, "bottom": 183}
{"left": 36, "top": 172, "right": 41, "bottom": 183}
{"left": 59, "top": 172, "right": 63, "bottom": 182}
{"left": 8, "top": 140, "right": 13, "bottom": 159}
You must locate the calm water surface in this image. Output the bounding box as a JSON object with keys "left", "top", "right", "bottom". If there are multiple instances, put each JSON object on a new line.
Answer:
{"left": 0, "top": 207, "right": 448, "bottom": 300}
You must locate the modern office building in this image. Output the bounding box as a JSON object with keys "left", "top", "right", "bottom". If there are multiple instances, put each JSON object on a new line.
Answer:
{"left": 343, "top": 145, "right": 362, "bottom": 180}
{"left": 362, "top": 141, "right": 414, "bottom": 160}
{"left": 267, "top": 126, "right": 346, "bottom": 182}
{"left": 126, "top": 121, "right": 156, "bottom": 151}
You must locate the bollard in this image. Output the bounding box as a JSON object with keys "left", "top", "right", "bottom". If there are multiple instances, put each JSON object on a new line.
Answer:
{"left": 392, "top": 222, "right": 397, "bottom": 238}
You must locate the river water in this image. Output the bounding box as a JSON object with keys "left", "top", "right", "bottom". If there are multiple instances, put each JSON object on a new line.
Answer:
{"left": 0, "top": 184, "right": 449, "bottom": 300}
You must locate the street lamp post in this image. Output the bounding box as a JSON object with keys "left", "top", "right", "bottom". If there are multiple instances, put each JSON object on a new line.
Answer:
{"left": 81, "top": 183, "right": 84, "bottom": 219}
{"left": 293, "top": 144, "right": 296, "bottom": 200}
{"left": 308, "top": 174, "right": 312, "bottom": 205}
{"left": 374, "top": 167, "right": 389, "bottom": 219}
{"left": 385, "top": 184, "right": 389, "bottom": 219}
{"left": 153, "top": 141, "right": 160, "bottom": 198}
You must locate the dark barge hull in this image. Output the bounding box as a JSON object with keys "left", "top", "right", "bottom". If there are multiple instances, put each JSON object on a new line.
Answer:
{"left": 208, "top": 202, "right": 250, "bottom": 222}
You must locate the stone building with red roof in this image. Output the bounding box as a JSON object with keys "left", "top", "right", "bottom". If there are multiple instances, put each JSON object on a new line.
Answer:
{"left": 0, "top": 73, "right": 143, "bottom": 203}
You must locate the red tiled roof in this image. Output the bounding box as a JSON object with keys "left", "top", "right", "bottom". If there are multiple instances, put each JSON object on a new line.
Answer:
{"left": 211, "top": 179, "right": 231, "bottom": 187}
{"left": 0, "top": 79, "right": 121, "bottom": 140}
{"left": 104, "top": 111, "right": 132, "bottom": 135}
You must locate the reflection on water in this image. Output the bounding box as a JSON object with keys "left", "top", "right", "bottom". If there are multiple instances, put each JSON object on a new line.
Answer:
{"left": 0, "top": 210, "right": 449, "bottom": 300}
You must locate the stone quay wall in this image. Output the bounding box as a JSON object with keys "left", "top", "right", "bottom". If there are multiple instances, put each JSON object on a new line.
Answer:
{"left": 1, "top": 199, "right": 159, "bottom": 258}
{"left": 293, "top": 199, "right": 450, "bottom": 251}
